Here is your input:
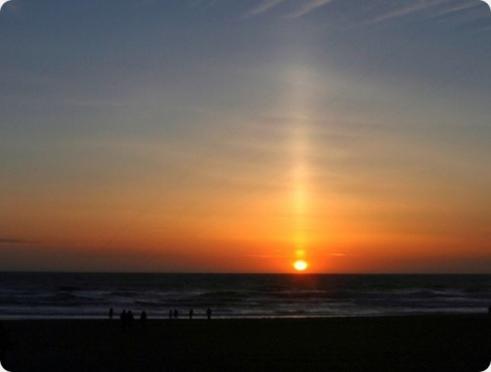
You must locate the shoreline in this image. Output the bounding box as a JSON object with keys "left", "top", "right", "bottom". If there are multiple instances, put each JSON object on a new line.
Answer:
{"left": 0, "top": 311, "right": 489, "bottom": 320}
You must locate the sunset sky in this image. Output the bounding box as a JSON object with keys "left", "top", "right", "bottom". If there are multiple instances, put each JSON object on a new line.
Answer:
{"left": 0, "top": 0, "right": 490, "bottom": 272}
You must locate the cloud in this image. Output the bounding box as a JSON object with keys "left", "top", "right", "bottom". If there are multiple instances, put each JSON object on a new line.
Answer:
{"left": 330, "top": 252, "right": 347, "bottom": 257}
{"left": 246, "top": 0, "right": 286, "bottom": 16}
{"left": 246, "top": 0, "right": 333, "bottom": 18}
{"left": 0, "top": 238, "right": 29, "bottom": 245}
{"left": 245, "top": 0, "right": 490, "bottom": 21}
{"left": 365, "top": 0, "right": 490, "bottom": 25}
{"left": 366, "top": 0, "right": 445, "bottom": 24}
{"left": 286, "top": 0, "right": 333, "bottom": 18}
{"left": 437, "top": 1, "right": 484, "bottom": 16}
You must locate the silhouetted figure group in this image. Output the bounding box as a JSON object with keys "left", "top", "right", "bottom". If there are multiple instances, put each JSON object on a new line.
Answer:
{"left": 111, "top": 307, "right": 213, "bottom": 324}
{"left": 120, "top": 310, "right": 134, "bottom": 328}
{"left": 117, "top": 309, "right": 147, "bottom": 328}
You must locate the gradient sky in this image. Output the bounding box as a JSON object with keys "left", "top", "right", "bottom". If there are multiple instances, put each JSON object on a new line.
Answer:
{"left": 0, "top": 0, "right": 490, "bottom": 272}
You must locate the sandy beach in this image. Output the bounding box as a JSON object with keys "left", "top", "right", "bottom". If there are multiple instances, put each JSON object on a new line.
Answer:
{"left": 1, "top": 315, "right": 490, "bottom": 371}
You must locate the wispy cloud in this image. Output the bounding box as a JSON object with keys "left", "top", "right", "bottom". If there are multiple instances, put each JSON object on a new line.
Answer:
{"left": 246, "top": 0, "right": 286, "bottom": 16}
{"left": 245, "top": 0, "right": 333, "bottom": 18}
{"left": 430, "top": 1, "right": 487, "bottom": 23}
{"left": 366, "top": 0, "right": 445, "bottom": 24}
{"left": 364, "top": 0, "right": 490, "bottom": 25}
{"left": 437, "top": 1, "right": 484, "bottom": 16}
{"left": 0, "top": 238, "right": 29, "bottom": 245}
{"left": 286, "top": 0, "right": 333, "bottom": 18}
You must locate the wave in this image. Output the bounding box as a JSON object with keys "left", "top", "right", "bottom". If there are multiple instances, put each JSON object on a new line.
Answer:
{"left": 0, "top": 273, "right": 490, "bottom": 319}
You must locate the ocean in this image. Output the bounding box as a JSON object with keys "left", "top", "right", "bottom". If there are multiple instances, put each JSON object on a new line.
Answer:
{"left": 0, "top": 273, "right": 490, "bottom": 319}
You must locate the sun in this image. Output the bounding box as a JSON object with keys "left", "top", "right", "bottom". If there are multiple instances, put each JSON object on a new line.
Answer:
{"left": 293, "top": 259, "right": 308, "bottom": 272}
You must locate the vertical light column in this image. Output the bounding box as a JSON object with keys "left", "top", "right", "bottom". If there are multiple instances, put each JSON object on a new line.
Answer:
{"left": 285, "top": 66, "right": 312, "bottom": 271}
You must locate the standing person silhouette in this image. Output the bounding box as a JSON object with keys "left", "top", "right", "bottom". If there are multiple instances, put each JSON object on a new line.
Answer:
{"left": 173, "top": 309, "right": 179, "bottom": 319}
{"left": 189, "top": 309, "right": 194, "bottom": 320}
{"left": 140, "top": 311, "right": 147, "bottom": 322}
{"left": 120, "top": 310, "right": 127, "bottom": 328}
{"left": 206, "top": 308, "right": 212, "bottom": 320}
{"left": 127, "top": 310, "right": 134, "bottom": 325}
{"left": 108, "top": 307, "right": 114, "bottom": 320}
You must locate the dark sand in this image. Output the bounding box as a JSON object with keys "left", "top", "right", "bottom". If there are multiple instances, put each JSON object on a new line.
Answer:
{"left": 1, "top": 316, "right": 490, "bottom": 371}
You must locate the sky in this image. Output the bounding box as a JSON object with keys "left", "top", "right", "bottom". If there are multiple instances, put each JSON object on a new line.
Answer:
{"left": 0, "top": 0, "right": 490, "bottom": 273}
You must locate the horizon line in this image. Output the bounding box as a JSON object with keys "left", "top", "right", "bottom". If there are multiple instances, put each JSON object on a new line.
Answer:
{"left": 1, "top": 270, "right": 490, "bottom": 275}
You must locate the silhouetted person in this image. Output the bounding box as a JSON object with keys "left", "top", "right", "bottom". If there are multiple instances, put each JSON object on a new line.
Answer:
{"left": 109, "top": 307, "right": 114, "bottom": 320}
{"left": 189, "top": 309, "right": 194, "bottom": 320}
{"left": 128, "top": 310, "right": 134, "bottom": 323}
{"left": 120, "top": 310, "right": 127, "bottom": 328}
{"left": 140, "top": 311, "right": 147, "bottom": 322}
{"left": 173, "top": 309, "right": 179, "bottom": 319}
{"left": 206, "top": 308, "right": 212, "bottom": 320}
{"left": 488, "top": 306, "right": 491, "bottom": 315}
